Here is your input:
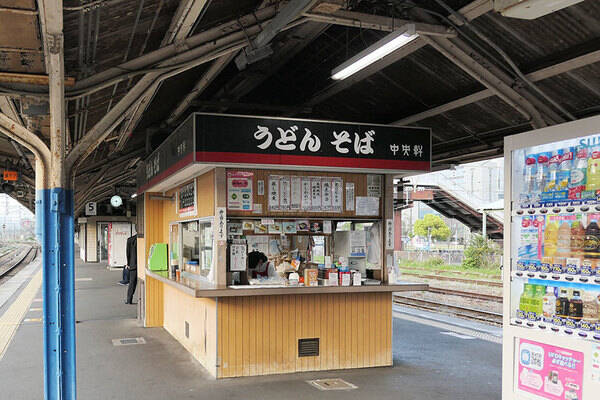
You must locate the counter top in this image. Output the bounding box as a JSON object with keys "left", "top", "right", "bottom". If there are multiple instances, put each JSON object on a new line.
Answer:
{"left": 146, "top": 270, "right": 428, "bottom": 298}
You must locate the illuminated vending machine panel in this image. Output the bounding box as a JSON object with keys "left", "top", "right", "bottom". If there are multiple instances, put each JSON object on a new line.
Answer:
{"left": 504, "top": 117, "right": 600, "bottom": 400}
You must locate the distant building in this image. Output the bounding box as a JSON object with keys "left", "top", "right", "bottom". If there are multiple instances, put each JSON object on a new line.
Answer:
{"left": 0, "top": 194, "right": 35, "bottom": 241}
{"left": 401, "top": 158, "right": 504, "bottom": 246}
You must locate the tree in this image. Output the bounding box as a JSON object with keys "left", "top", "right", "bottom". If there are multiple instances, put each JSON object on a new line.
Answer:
{"left": 462, "top": 234, "right": 501, "bottom": 269}
{"left": 413, "top": 214, "right": 451, "bottom": 241}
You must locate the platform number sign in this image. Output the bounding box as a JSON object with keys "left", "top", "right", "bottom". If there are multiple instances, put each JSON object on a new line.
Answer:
{"left": 86, "top": 202, "right": 97, "bottom": 216}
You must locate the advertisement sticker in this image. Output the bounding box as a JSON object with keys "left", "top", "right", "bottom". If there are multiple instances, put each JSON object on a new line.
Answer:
{"left": 518, "top": 339, "right": 583, "bottom": 400}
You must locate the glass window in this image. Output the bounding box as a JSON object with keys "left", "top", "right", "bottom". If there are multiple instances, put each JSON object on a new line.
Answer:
{"left": 181, "top": 219, "right": 213, "bottom": 280}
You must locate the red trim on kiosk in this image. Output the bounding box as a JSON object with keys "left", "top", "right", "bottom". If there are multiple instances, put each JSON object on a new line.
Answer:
{"left": 195, "top": 151, "right": 431, "bottom": 171}
{"left": 138, "top": 153, "right": 195, "bottom": 193}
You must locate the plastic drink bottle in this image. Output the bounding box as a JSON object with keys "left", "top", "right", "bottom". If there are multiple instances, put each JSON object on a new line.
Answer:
{"left": 531, "top": 285, "right": 545, "bottom": 321}
{"left": 545, "top": 150, "right": 563, "bottom": 192}
{"left": 536, "top": 152, "right": 550, "bottom": 201}
{"left": 521, "top": 154, "right": 537, "bottom": 203}
{"left": 557, "top": 147, "right": 574, "bottom": 191}
{"left": 569, "top": 146, "right": 588, "bottom": 199}
{"left": 569, "top": 290, "right": 584, "bottom": 322}
{"left": 555, "top": 221, "right": 572, "bottom": 259}
{"left": 542, "top": 286, "right": 556, "bottom": 323}
{"left": 556, "top": 288, "right": 570, "bottom": 319}
{"left": 571, "top": 221, "right": 585, "bottom": 262}
{"left": 519, "top": 284, "right": 533, "bottom": 320}
{"left": 543, "top": 221, "right": 559, "bottom": 258}
{"left": 583, "top": 220, "right": 600, "bottom": 273}
{"left": 587, "top": 147, "right": 600, "bottom": 191}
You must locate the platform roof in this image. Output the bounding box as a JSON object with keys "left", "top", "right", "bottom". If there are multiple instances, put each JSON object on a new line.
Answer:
{"left": 0, "top": 0, "right": 599, "bottom": 215}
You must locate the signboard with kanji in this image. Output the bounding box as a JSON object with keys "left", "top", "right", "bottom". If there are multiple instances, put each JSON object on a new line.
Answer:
{"left": 3, "top": 170, "right": 17, "bottom": 181}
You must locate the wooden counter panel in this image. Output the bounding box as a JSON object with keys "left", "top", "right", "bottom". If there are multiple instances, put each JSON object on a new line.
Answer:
{"left": 145, "top": 270, "right": 427, "bottom": 297}
{"left": 217, "top": 292, "right": 392, "bottom": 378}
{"left": 225, "top": 168, "right": 382, "bottom": 219}
{"left": 145, "top": 276, "right": 164, "bottom": 327}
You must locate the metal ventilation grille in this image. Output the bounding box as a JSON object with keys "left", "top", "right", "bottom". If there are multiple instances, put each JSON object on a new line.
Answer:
{"left": 111, "top": 337, "right": 146, "bottom": 346}
{"left": 298, "top": 338, "right": 319, "bottom": 357}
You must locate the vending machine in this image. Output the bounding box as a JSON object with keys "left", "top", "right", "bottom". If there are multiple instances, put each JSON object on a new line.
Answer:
{"left": 503, "top": 115, "right": 600, "bottom": 400}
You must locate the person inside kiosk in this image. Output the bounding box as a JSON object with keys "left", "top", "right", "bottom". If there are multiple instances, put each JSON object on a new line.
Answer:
{"left": 247, "top": 251, "right": 276, "bottom": 278}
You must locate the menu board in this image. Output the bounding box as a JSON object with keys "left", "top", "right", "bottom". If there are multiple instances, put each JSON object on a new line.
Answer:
{"left": 178, "top": 181, "right": 196, "bottom": 217}
{"left": 345, "top": 182, "right": 355, "bottom": 211}
{"left": 265, "top": 175, "right": 346, "bottom": 213}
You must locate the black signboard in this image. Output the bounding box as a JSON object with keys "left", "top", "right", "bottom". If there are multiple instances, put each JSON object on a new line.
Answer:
{"left": 195, "top": 113, "right": 430, "bottom": 171}
{"left": 138, "top": 113, "right": 431, "bottom": 192}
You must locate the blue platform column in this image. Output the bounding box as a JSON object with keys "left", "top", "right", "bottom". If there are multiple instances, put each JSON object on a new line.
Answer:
{"left": 38, "top": 0, "right": 76, "bottom": 398}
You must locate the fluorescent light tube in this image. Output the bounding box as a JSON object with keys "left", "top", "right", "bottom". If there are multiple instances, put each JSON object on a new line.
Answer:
{"left": 331, "top": 24, "right": 418, "bottom": 80}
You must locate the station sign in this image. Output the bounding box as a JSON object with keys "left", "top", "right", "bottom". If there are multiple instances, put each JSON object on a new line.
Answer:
{"left": 137, "top": 113, "right": 431, "bottom": 192}
{"left": 3, "top": 170, "right": 17, "bottom": 181}
{"left": 85, "top": 202, "right": 97, "bottom": 216}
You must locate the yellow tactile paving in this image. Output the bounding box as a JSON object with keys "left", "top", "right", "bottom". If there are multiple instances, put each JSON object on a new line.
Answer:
{"left": 0, "top": 269, "right": 42, "bottom": 360}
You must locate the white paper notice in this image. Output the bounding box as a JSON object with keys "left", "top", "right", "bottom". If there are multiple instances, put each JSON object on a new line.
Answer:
{"left": 350, "top": 230, "right": 366, "bottom": 257}
{"left": 356, "top": 196, "right": 379, "bottom": 216}
{"left": 227, "top": 171, "right": 253, "bottom": 211}
{"left": 321, "top": 178, "right": 332, "bottom": 212}
{"left": 252, "top": 203, "right": 262, "bottom": 214}
{"left": 216, "top": 207, "right": 227, "bottom": 242}
{"left": 332, "top": 178, "right": 343, "bottom": 213}
{"left": 257, "top": 180, "right": 265, "bottom": 196}
{"left": 323, "top": 220, "right": 332, "bottom": 234}
{"left": 324, "top": 256, "right": 331, "bottom": 269}
{"left": 345, "top": 182, "right": 355, "bottom": 211}
{"left": 246, "top": 235, "right": 268, "bottom": 255}
{"left": 291, "top": 176, "right": 301, "bottom": 210}
{"left": 311, "top": 177, "right": 322, "bottom": 212}
{"left": 268, "top": 175, "right": 280, "bottom": 211}
{"left": 280, "top": 176, "right": 291, "bottom": 211}
{"left": 301, "top": 178, "right": 311, "bottom": 211}
{"left": 367, "top": 175, "right": 382, "bottom": 197}
{"left": 230, "top": 244, "right": 247, "bottom": 271}
{"left": 386, "top": 219, "right": 394, "bottom": 250}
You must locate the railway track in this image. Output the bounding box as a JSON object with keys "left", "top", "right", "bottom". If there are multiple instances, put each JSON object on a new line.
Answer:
{"left": 0, "top": 245, "right": 37, "bottom": 279}
{"left": 401, "top": 271, "right": 503, "bottom": 288}
{"left": 427, "top": 287, "right": 503, "bottom": 303}
{"left": 394, "top": 295, "right": 503, "bottom": 325}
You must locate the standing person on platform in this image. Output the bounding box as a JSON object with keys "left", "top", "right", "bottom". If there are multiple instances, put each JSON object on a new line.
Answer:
{"left": 125, "top": 234, "right": 138, "bottom": 304}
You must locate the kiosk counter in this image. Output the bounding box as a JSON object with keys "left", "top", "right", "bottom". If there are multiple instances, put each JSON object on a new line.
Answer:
{"left": 137, "top": 113, "right": 431, "bottom": 378}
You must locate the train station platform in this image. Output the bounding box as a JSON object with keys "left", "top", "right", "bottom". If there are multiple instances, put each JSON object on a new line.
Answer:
{"left": 0, "top": 255, "right": 501, "bottom": 399}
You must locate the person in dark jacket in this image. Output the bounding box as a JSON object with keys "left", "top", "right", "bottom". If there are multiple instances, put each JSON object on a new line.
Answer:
{"left": 125, "top": 234, "right": 138, "bottom": 304}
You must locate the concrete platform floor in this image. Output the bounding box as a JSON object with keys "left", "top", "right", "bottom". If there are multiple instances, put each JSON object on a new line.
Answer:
{"left": 0, "top": 257, "right": 501, "bottom": 399}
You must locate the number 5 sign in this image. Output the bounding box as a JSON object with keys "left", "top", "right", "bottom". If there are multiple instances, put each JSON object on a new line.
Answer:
{"left": 86, "top": 202, "right": 97, "bottom": 216}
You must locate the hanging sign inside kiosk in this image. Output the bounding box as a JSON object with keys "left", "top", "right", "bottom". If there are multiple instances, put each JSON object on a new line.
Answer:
{"left": 138, "top": 113, "right": 431, "bottom": 192}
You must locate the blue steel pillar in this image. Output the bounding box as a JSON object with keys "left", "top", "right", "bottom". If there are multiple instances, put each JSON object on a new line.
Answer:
{"left": 40, "top": 1, "right": 76, "bottom": 396}
{"left": 38, "top": 187, "right": 76, "bottom": 400}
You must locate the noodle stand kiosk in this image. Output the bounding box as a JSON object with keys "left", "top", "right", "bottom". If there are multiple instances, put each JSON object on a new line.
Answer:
{"left": 138, "top": 113, "right": 429, "bottom": 378}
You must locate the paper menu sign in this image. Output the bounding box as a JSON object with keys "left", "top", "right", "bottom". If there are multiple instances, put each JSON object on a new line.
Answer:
{"left": 311, "top": 177, "right": 322, "bottom": 212}
{"left": 367, "top": 175, "right": 382, "bottom": 197}
{"left": 385, "top": 219, "right": 394, "bottom": 250}
{"left": 257, "top": 180, "right": 264, "bottom": 195}
{"left": 268, "top": 175, "right": 280, "bottom": 211}
{"left": 291, "top": 176, "right": 301, "bottom": 210}
{"left": 356, "top": 196, "right": 379, "bottom": 216}
{"left": 227, "top": 171, "right": 253, "bottom": 211}
{"left": 345, "top": 182, "right": 355, "bottom": 211}
{"left": 332, "top": 178, "right": 343, "bottom": 213}
{"left": 321, "top": 178, "right": 332, "bottom": 211}
{"left": 350, "top": 230, "right": 366, "bottom": 257}
{"left": 323, "top": 220, "right": 332, "bottom": 234}
{"left": 280, "top": 176, "right": 291, "bottom": 211}
{"left": 216, "top": 207, "right": 227, "bottom": 242}
{"left": 301, "top": 178, "right": 311, "bottom": 210}
{"left": 230, "top": 244, "right": 247, "bottom": 271}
